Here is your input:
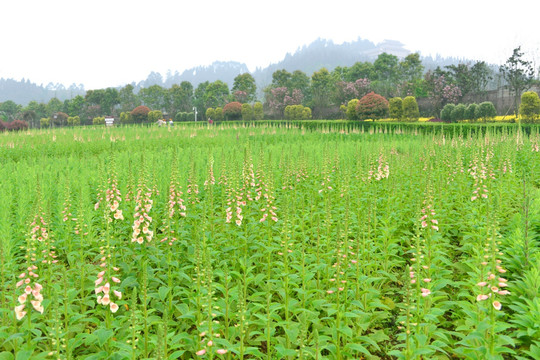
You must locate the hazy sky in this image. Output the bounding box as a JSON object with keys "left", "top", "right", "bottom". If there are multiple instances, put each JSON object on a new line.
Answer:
{"left": 1, "top": 0, "right": 539, "bottom": 89}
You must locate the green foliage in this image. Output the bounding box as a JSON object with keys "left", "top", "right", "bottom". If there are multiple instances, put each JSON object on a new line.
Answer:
{"left": 253, "top": 102, "right": 264, "bottom": 120}
{"left": 241, "top": 103, "right": 254, "bottom": 121}
{"left": 389, "top": 97, "right": 403, "bottom": 120}
{"left": 92, "top": 116, "right": 105, "bottom": 125}
{"left": 356, "top": 92, "right": 389, "bottom": 120}
{"left": 402, "top": 96, "right": 420, "bottom": 121}
{"left": 205, "top": 108, "right": 215, "bottom": 120}
{"left": 284, "top": 105, "right": 312, "bottom": 120}
{"left": 519, "top": 91, "right": 540, "bottom": 123}
{"left": 232, "top": 73, "right": 257, "bottom": 103}
{"left": 40, "top": 117, "right": 49, "bottom": 127}
{"left": 67, "top": 116, "right": 80, "bottom": 126}
{"left": 176, "top": 111, "right": 195, "bottom": 122}
{"left": 440, "top": 103, "right": 455, "bottom": 121}
{"left": 148, "top": 110, "right": 163, "bottom": 123}
{"left": 451, "top": 103, "right": 467, "bottom": 122}
{"left": 0, "top": 122, "right": 538, "bottom": 359}
{"left": 345, "top": 99, "right": 360, "bottom": 120}
{"left": 213, "top": 106, "right": 224, "bottom": 121}
{"left": 465, "top": 103, "right": 479, "bottom": 122}
{"left": 119, "top": 112, "right": 132, "bottom": 124}
{"left": 478, "top": 101, "right": 497, "bottom": 121}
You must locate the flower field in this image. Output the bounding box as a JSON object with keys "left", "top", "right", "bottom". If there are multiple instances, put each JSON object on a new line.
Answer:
{"left": 0, "top": 123, "right": 539, "bottom": 359}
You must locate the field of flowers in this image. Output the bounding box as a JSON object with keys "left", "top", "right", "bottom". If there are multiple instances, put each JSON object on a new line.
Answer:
{"left": 0, "top": 123, "right": 539, "bottom": 360}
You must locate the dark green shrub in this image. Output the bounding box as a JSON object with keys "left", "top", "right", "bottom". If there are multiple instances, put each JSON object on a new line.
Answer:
{"left": 440, "top": 104, "right": 455, "bottom": 122}
{"left": 477, "top": 101, "right": 497, "bottom": 122}
{"left": 519, "top": 91, "right": 540, "bottom": 123}
{"left": 465, "top": 104, "right": 479, "bottom": 122}
{"left": 389, "top": 97, "right": 403, "bottom": 120}
{"left": 451, "top": 104, "right": 467, "bottom": 122}
{"left": 402, "top": 96, "right": 420, "bottom": 121}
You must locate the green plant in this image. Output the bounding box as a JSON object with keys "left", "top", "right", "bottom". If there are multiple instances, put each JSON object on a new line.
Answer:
{"left": 389, "top": 97, "right": 403, "bottom": 120}
{"left": 402, "top": 96, "right": 419, "bottom": 121}
{"left": 519, "top": 91, "right": 540, "bottom": 123}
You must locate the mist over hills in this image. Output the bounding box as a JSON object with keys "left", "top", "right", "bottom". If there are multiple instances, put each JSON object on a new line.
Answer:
{"left": 1, "top": 37, "right": 489, "bottom": 105}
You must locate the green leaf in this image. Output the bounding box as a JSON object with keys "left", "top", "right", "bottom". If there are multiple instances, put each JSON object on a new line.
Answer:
{"left": 346, "top": 343, "right": 371, "bottom": 356}
{"left": 0, "top": 352, "right": 14, "bottom": 360}
{"left": 15, "top": 350, "right": 33, "bottom": 360}
{"left": 275, "top": 345, "right": 297, "bottom": 357}
{"left": 158, "top": 286, "right": 170, "bottom": 302}
{"left": 93, "top": 328, "right": 113, "bottom": 347}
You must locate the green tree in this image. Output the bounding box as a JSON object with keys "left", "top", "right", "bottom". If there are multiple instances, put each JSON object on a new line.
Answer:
{"left": 46, "top": 98, "right": 62, "bottom": 117}
{"left": 290, "top": 70, "right": 311, "bottom": 102}
{"left": 271, "top": 69, "right": 292, "bottom": 88}
{"left": 400, "top": 53, "right": 424, "bottom": 83}
{"left": 402, "top": 96, "right": 420, "bottom": 121}
{"left": 389, "top": 97, "right": 403, "bottom": 120}
{"left": 310, "top": 68, "right": 334, "bottom": 118}
{"left": 206, "top": 108, "right": 215, "bottom": 120}
{"left": 440, "top": 104, "right": 455, "bottom": 121}
{"left": 119, "top": 84, "right": 140, "bottom": 112}
{"left": 477, "top": 101, "right": 497, "bottom": 122}
{"left": 63, "top": 95, "right": 85, "bottom": 117}
{"left": 465, "top": 103, "right": 479, "bottom": 121}
{"left": 499, "top": 46, "right": 535, "bottom": 115}
{"left": 148, "top": 110, "right": 163, "bottom": 123}
{"left": 139, "top": 85, "right": 167, "bottom": 111}
{"left": 345, "top": 99, "right": 360, "bottom": 120}
{"left": 519, "top": 91, "right": 540, "bottom": 123}
{"left": 346, "top": 62, "right": 375, "bottom": 82}
{"left": 373, "top": 53, "right": 400, "bottom": 97}
{"left": 241, "top": 103, "right": 254, "bottom": 120}
{"left": 168, "top": 82, "right": 193, "bottom": 115}
{"left": 253, "top": 102, "right": 264, "bottom": 120}
{"left": 204, "top": 81, "right": 229, "bottom": 109}
{"left": 232, "top": 73, "right": 257, "bottom": 102}
{"left": 450, "top": 104, "right": 467, "bottom": 122}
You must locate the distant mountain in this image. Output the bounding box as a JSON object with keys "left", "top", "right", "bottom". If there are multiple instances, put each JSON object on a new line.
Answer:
{"left": 0, "top": 37, "right": 495, "bottom": 105}
{"left": 0, "top": 78, "right": 85, "bottom": 105}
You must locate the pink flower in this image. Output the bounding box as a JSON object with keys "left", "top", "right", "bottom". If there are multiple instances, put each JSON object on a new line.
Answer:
{"left": 431, "top": 219, "right": 438, "bottom": 224}
{"left": 110, "top": 302, "right": 119, "bottom": 313}
{"left": 15, "top": 304, "right": 26, "bottom": 320}
{"left": 477, "top": 294, "right": 489, "bottom": 301}
{"left": 95, "top": 277, "right": 104, "bottom": 286}
{"left": 101, "top": 294, "right": 111, "bottom": 306}
{"left": 477, "top": 281, "right": 487, "bottom": 287}
{"left": 196, "top": 349, "right": 206, "bottom": 356}
{"left": 18, "top": 293, "right": 27, "bottom": 304}
{"left": 431, "top": 225, "right": 439, "bottom": 231}
{"left": 492, "top": 301, "right": 502, "bottom": 310}
{"left": 216, "top": 349, "right": 227, "bottom": 354}
{"left": 207, "top": 340, "right": 213, "bottom": 346}
{"left": 16, "top": 279, "right": 24, "bottom": 288}
{"left": 111, "top": 277, "right": 121, "bottom": 283}
{"left": 498, "top": 290, "right": 510, "bottom": 295}
{"left": 421, "top": 221, "right": 428, "bottom": 228}
{"left": 423, "top": 278, "right": 431, "bottom": 283}
{"left": 421, "top": 288, "right": 431, "bottom": 297}
{"left": 113, "top": 290, "right": 122, "bottom": 299}
{"left": 327, "top": 290, "right": 334, "bottom": 294}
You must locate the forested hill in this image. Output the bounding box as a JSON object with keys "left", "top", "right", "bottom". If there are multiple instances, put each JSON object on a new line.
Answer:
{"left": 0, "top": 78, "right": 85, "bottom": 105}
{"left": 1, "top": 37, "right": 478, "bottom": 105}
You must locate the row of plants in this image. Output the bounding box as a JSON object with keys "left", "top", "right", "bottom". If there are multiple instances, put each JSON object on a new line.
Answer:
{"left": 0, "top": 124, "right": 538, "bottom": 359}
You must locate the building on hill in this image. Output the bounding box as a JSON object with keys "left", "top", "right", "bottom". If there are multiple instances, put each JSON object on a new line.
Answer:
{"left": 362, "top": 39, "right": 411, "bottom": 59}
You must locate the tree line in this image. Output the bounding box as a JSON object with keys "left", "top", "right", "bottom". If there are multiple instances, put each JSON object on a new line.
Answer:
{"left": 0, "top": 47, "right": 537, "bottom": 127}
